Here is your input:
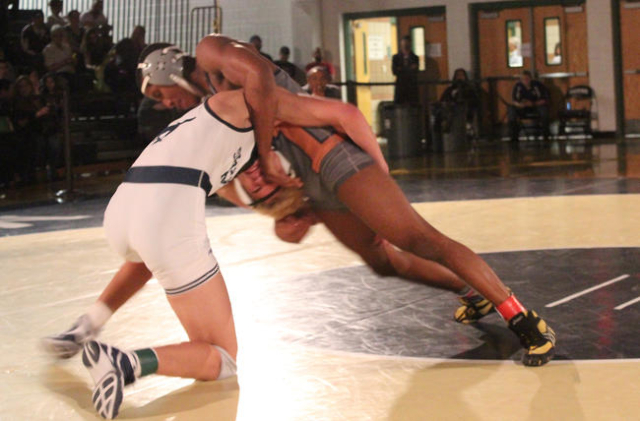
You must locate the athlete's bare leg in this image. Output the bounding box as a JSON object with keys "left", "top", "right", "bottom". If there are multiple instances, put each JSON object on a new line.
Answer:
{"left": 335, "top": 165, "right": 510, "bottom": 306}
{"left": 315, "top": 209, "right": 467, "bottom": 292}
{"left": 98, "top": 261, "right": 153, "bottom": 312}
{"left": 155, "top": 271, "right": 237, "bottom": 379}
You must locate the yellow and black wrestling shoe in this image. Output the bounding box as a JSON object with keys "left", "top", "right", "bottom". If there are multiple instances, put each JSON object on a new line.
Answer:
{"left": 454, "top": 295, "right": 496, "bottom": 324}
{"left": 508, "top": 310, "right": 556, "bottom": 367}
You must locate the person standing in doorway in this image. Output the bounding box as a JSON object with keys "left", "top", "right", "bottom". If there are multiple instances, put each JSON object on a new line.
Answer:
{"left": 392, "top": 36, "right": 419, "bottom": 104}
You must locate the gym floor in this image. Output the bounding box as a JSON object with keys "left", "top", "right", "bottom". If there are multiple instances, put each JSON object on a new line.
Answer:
{"left": 1, "top": 138, "right": 639, "bottom": 420}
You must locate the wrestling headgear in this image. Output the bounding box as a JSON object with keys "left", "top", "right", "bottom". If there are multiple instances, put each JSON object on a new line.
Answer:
{"left": 136, "top": 43, "right": 200, "bottom": 96}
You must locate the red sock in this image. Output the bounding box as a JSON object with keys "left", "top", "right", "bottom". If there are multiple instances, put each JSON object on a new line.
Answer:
{"left": 496, "top": 294, "right": 526, "bottom": 321}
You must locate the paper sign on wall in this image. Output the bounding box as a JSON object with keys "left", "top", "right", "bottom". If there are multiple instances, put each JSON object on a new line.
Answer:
{"left": 368, "top": 35, "right": 385, "bottom": 60}
{"left": 426, "top": 43, "right": 442, "bottom": 58}
{"left": 521, "top": 42, "right": 532, "bottom": 58}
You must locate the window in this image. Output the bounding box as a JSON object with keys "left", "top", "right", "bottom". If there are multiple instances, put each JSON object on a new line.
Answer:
{"left": 544, "top": 17, "right": 562, "bottom": 66}
{"left": 410, "top": 26, "right": 426, "bottom": 71}
{"left": 506, "top": 20, "right": 523, "bottom": 68}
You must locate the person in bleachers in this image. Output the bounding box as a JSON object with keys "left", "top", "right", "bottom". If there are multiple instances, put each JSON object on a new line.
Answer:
{"left": 80, "top": 0, "right": 107, "bottom": 29}
{"left": 104, "top": 27, "right": 146, "bottom": 95}
{"left": 64, "top": 10, "right": 85, "bottom": 55}
{"left": 275, "top": 46, "right": 306, "bottom": 86}
{"left": 21, "top": 10, "right": 50, "bottom": 72}
{"left": 42, "top": 25, "right": 76, "bottom": 91}
{"left": 431, "top": 68, "right": 478, "bottom": 135}
{"left": 249, "top": 35, "right": 272, "bottom": 62}
{"left": 303, "top": 66, "right": 341, "bottom": 100}
{"left": 508, "top": 70, "right": 550, "bottom": 142}
{"left": 38, "top": 72, "right": 64, "bottom": 180}
{"left": 391, "top": 36, "right": 419, "bottom": 104}
{"left": 46, "top": 0, "right": 66, "bottom": 29}
{"left": 8, "top": 75, "right": 49, "bottom": 184}
{"left": 0, "top": 59, "right": 16, "bottom": 82}
{"left": 0, "top": 79, "right": 14, "bottom": 188}
{"left": 305, "top": 47, "right": 334, "bottom": 80}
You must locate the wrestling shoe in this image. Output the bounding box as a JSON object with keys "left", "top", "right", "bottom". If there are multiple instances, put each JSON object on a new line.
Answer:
{"left": 454, "top": 295, "right": 496, "bottom": 324}
{"left": 41, "top": 315, "right": 98, "bottom": 359}
{"left": 82, "top": 340, "right": 139, "bottom": 419}
{"left": 508, "top": 311, "right": 556, "bottom": 367}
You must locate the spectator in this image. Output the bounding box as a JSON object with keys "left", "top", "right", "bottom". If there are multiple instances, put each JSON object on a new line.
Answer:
{"left": 274, "top": 46, "right": 295, "bottom": 78}
{"left": 42, "top": 25, "right": 76, "bottom": 90}
{"left": 391, "top": 36, "right": 419, "bottom": 104}
{"left": 38, "top": 72, "right": 64, "bottom": 179}
{"left": 104, "top": 29, "right": 143, "bottom": 95}
{"left": 303, "top": 66, "right": 341, "bottom": 100}
{"left": 249, "top": 35, "right": 272, "bottom": 61}
{"left": 274, "top": 46, "right": 306, "bottom": 86}
{"left": 508, "top": 70, "right": 550, "bottom": 142}
{"left": 64, "top": 10, "right": 85, "bottom": 54}
{"left": 81, "top": 26, "right": 110, "bottom": 69}
{"left": 430, "top": 68, "right": 478, "bottom": 139}
{"left": 9, "top": 75, "right": 49, "bottom": 184}
{"left": 0, "top": 79, "right": 14, "bottom": 187}
{"left": 0, "top": 59, "right": 16, "bottom": 82}
{"left": 305, "top": 47, "right": 334, "bottom": 80}
{"left": 46, "top": 0, "right": 66, "bottom": 29}
{"left": 27, "top": 67, "right": 42, "bottom": 95}
{"left": 21, "top": 10, "right": 50, "bottom": 72}
{"left": 80, "top": 0, "right": 107, "bottom": 29}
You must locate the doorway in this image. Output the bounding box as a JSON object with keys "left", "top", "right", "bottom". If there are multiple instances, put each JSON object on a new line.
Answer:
{"left": 472, "top": 1, "right": 588, "bottom": 137}
{"left": 344, "top": 7, "right": 448, "bottom": 133}
{"left": 617, "top": 0, "right": 640, "bottom": 134}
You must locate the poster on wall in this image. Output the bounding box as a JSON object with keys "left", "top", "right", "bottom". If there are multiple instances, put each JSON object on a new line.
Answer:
{"left": 368, "top": 35, "right": 385, "bottom": 60}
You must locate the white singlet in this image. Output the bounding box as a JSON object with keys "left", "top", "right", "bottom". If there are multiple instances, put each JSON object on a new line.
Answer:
{"left": 104, "top": 100, "right": 255, "bottom": 294}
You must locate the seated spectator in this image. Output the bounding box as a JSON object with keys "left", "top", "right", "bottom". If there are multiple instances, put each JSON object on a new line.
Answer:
{"left": 432, "top": 68, "right": 478, "bottom": 134}
{"left": 302, "top": 66, "right": 341, "bottom": 100}
{"left": 42, "top": 25, "right": 76, "bottom": 90}
{"left": 104, "top": 29, "right": 143, "bottom": 95}
{"left": 38, "top": 72, "right": 64, "bottom": 179}
{"left": 21, "top": 10, "right": 50, "bottom": 72}
{"left": 46, "top": 0, "right": 66, "bottom": 29}
{"left": 0, "top": 79, "right": 14, "bottom": 187}
{"left": 80, "top": 0, "right": 108, "bottom": 29}
{"left": 80, "top": 28, "right": 111, "bottom": 69}
{"left": 64, "top": 10, "right": 85, "bottom": 55}
{"left": 27, "top": 67, "right": 42, "bottom": 95}
{"left": 305, "top": 47, "right": 335, "bottom": 80}
{"left": 249, "top": 35, "right": 272, "bottom": 61}
{"left": 9, "top": 75, "right": 50, "bottom": 184}
{"left": 0, "top": 59, "right": 16, "bottom": 82}
{"left": 508, "top": 70, "right": 550, "bottom": 142}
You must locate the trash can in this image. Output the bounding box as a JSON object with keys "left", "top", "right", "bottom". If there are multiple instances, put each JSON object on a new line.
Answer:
{"left": 380, "top": 103, "right": 424, "bottom": 159}
{"left": 429, "top": 102, "right": 469, "bottom": 153}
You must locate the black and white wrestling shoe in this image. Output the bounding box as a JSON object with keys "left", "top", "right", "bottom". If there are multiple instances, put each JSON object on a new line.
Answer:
{"left": 41, "top": 315, "right": 98, "bottom": 359}
{"left": 82, "top": 340, "right": 139, "bottom": 419}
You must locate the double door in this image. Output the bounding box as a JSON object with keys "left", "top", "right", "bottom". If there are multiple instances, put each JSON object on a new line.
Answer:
{"left": 476, "top": 2, "right": 588, "bottom": 134}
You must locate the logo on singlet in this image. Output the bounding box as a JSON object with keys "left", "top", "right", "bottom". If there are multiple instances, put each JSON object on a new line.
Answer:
{"left": 151, "top": 117, "right": 196, "bottom": 144}
{"left": 220, "top": 147, "right": 242, "bottom": 185}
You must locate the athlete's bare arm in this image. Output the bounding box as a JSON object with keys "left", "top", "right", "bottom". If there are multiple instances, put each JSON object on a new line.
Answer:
{"left": 196, "top": 35, "right": 300, "bottom": 187}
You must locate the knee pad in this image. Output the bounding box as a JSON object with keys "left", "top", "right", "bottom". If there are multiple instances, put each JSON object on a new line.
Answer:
{"left": 213, "top": 345, "right": 237, "bottom": 380}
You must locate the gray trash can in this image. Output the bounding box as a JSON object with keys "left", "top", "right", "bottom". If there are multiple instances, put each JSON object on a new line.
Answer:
{"left": 380, "top": 103, "right": 424, "bottom": 159}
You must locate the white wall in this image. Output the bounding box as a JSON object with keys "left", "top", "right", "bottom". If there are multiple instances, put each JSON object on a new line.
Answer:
{"left": 214, "top": 0, "right": 619, "bottom": 132}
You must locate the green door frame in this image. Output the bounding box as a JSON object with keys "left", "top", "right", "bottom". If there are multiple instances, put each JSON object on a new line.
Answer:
{"left": 343, "top": 6, "right": 446, "bottom": 83}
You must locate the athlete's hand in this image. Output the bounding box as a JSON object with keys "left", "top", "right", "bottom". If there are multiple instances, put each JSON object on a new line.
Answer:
{"left": 260, "top": 151, "right": 302, "bottom": 188}
{"left": 275, "top": 213, "right": 315, "bottom": 243}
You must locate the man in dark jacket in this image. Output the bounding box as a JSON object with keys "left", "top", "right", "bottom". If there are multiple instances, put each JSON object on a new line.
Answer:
{"left": 391, "top": 36, "right": 419, "bottom": 104}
